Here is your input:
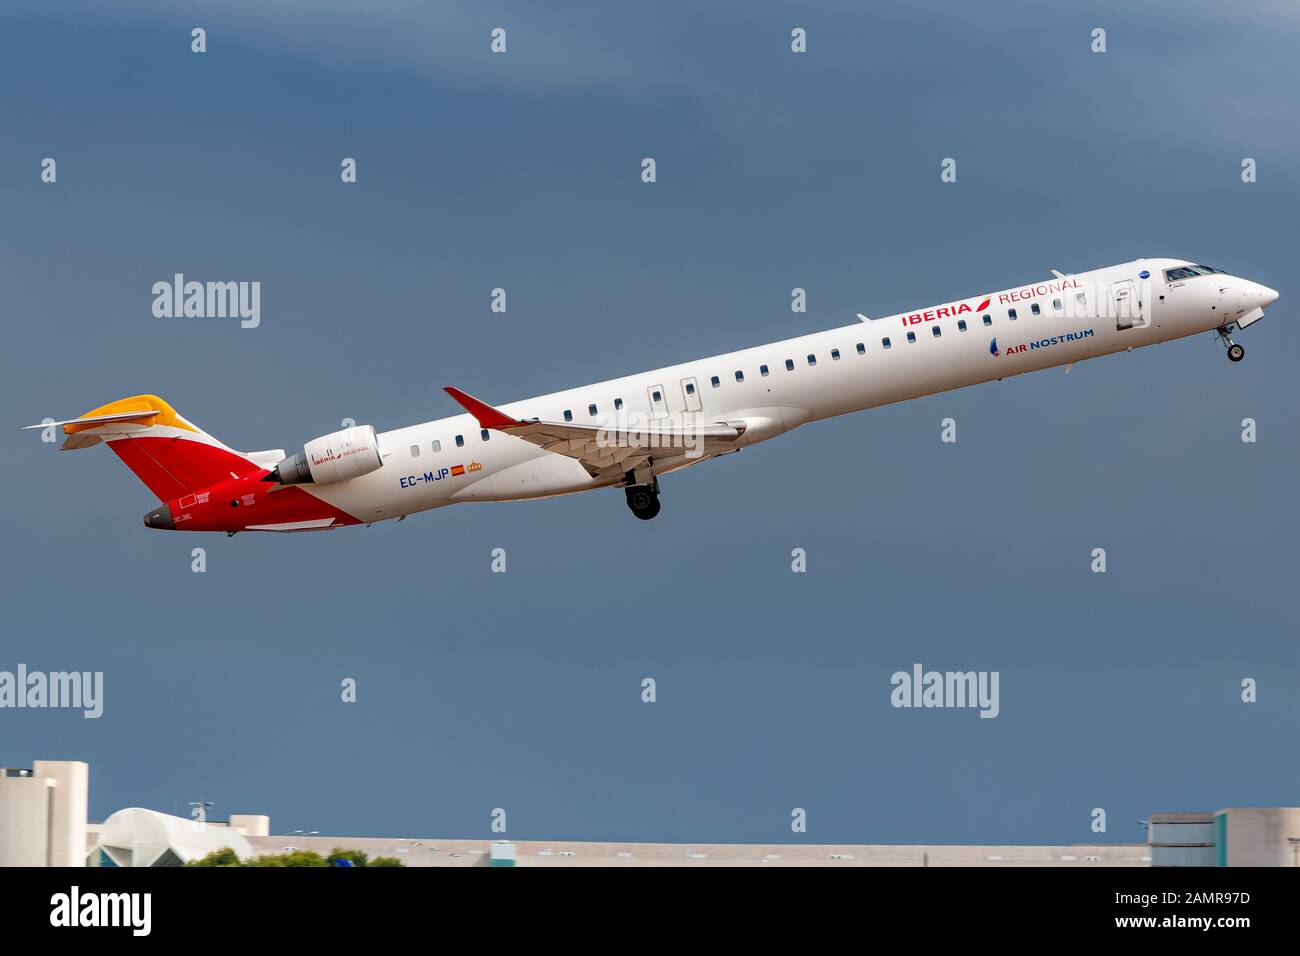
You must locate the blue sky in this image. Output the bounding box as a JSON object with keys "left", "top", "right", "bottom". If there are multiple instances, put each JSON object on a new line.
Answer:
{"left": 2, "top": 0, "right": 1297, "bottom": 844}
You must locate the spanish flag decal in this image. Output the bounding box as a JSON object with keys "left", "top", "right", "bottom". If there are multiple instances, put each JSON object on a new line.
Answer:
{"left": 451, "top": 464, "right": 466, "bottom": 477}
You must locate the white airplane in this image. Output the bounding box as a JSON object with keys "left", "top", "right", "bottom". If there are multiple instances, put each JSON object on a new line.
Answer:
{"left": 26, "top": 258, "right": 1278, "bottom": 532}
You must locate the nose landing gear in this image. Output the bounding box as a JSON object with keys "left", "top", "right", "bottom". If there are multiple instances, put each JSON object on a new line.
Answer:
{"left": 1216, "top": 326, "right": 1245, "bottom": 363}
{"left": 625, "top": 479, "right": 661, "bottom": 520}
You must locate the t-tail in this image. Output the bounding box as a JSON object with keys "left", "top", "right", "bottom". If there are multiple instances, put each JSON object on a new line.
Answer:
{"left": 21, "top": 395, "right": 284, "bottom": 527}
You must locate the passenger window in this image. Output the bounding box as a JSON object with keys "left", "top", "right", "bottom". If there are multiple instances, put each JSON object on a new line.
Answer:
{"left": 481, "top": 429, "right": 489, "bottom": 441}
{"left": 563, "top": 410, "right": 573, "bottom": 422}
{"left": 1052, "top": 298, "right": 1062, "bottom": 311}
{"left": 1030, "top": 303, "right": 1040, "bottom": 316}
{"left": 652, "top": 390, "right": 662, "bottom": 402}
{"left": 932, "top": 326, "right": 941, "bottom": 337}
{"left": 958, "top": 319, "right": 967, "bottom": 332}
{"left": 432, "top": 440, "right": 441, "bottom": 453}
{"left": 785, "top": 359, "right": 795, "bottom": 371}
{"left": 760, "top": 364, "right": 769, "bottom": 376}
{"left": 831, "top": 349, "right": 841, "bottom": 361}
{"left": 410, "top": 444, "right": 420, "bottom": 457}
{"left": 1075, "top": 293, "right": 1086, "bottom": 309}
{"left": 906, "top": 331, "right": 916, "bottom": 343}
{"left": 856, "top": 343, "right": 865, "bottom": 355}
{"left": 455, "top": 435, "right": 464, "bottom": 447}
{"left": 1007, "top": 308, "right": 1017, "bottom": 320}
{"left": 685, "top": 382, "right": 695, "bottom": 395}
{"left": 614, "top": 398, "right": 623, "bottom": 410}
{"left": 588, "top": 403, "right": 597, "bottom": 416}
{"left": 882, "top": 337, "right": 891, "bottom": 349}
{"left": 711, "top": 375, "right": 720, "bottom": 388}
{"left": 983, "top": 314, "right": 992, "bottom": 326}
{"left": 807, "top": 354, "right": 816, "bottom": 366}
{"left": 735, "top": 371, "right": 744, "bottom": 382}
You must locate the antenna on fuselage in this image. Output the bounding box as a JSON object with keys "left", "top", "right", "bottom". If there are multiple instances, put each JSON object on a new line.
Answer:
{"left": 856, "top": 312, "right": 870, "bottom": 322}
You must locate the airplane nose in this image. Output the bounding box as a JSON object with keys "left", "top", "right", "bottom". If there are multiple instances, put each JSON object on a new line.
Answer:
{"left": 1258, "top": 285, "right": 1279, "bottom": 308}
{"left": 143, "top": 504, "right": 175, "bottom": 530}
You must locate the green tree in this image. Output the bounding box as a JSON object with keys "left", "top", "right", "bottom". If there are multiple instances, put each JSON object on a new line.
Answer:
{"left": 248, "top": 850, "right": 329, "bottom": 867}
{"left": 185, "top": 847, "right": 243, "bottom": 867}
{"left": 185, "top": 846, "right": 406, "bottom": 867}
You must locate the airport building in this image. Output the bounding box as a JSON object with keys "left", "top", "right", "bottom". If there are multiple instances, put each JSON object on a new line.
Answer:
{"left": 2, "top": 759, "right": 1297, "bottom": 867}
{"left": 1147, "top": 813, "right": 1217, "bottom": 867}
{"left": 1149, "top": 809, "right": 1300, "bottom": 867}
{"left": 0, "top": 761, "right": 88, "bottom": 867}
{"left": 87, "top": 808, "right": 255, "bottom": 868}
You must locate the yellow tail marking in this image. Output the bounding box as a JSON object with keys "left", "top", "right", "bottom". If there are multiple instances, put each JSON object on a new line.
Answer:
{"left": 64, "top": 395, "right": 197, "bottom": 435}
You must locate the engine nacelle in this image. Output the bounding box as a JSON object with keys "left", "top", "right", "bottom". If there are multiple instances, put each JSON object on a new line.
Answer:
{"left": 268, "top": 425, "right": 383, "bottom": 485}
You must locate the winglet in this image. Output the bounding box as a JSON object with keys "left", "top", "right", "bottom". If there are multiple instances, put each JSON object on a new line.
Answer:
{"left": 443, "top": 387, "right": 521, "bottom": 430}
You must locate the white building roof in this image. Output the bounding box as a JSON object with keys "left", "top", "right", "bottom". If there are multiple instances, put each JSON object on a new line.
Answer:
{"left": 96, "top": 807, "right": 253, "bottom": 867}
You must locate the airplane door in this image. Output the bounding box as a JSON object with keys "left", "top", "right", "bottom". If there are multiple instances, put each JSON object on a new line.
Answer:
{"left": 1110, "top": 279, "right": 1146, "bottom": 330}
{"left": 680, "top": 376, "right": 702, "bottom": 412}
{"left": 647, "top": 384, "right": 669, "bottom": 419}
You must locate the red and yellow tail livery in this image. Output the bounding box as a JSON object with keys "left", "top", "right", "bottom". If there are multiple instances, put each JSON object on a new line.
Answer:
{"left": 27, "top": 395, "right": 361, "bottom": 533}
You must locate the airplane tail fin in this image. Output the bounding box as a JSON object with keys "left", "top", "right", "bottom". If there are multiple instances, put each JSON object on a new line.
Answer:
{"left": 23, "top": 395, "right": 266, "bottom": 501}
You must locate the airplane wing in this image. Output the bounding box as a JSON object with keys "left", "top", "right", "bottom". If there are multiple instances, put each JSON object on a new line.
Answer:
{"left": 444, "top": 386, "right": 746, "bottom": 477}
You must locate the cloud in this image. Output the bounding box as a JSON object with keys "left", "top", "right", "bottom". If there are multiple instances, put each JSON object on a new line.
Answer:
{"left": 35, "top": 0, "right": 721, "bottom": 96}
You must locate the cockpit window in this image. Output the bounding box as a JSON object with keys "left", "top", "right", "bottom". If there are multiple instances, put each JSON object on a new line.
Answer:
{"left": 1164, "top": 264, "right": 1225, "bottom": 281}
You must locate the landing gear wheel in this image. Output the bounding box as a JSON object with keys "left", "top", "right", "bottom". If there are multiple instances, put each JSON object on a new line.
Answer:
{"left": 625, "top": 484, "right": 661, "bottom": 520}
{"left": 1216, "top": 326, "right": 1244, "bottom": 363}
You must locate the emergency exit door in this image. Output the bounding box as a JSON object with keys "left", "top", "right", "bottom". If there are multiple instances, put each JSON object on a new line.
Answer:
{"left": 647, "top": 384, "right": 669, "bottom": 419}
{"left": 1111, "top": 279, "right": 1146, "bottom": 331}
{"left": 680, "top": 376, "right": 703, "bottom": 412}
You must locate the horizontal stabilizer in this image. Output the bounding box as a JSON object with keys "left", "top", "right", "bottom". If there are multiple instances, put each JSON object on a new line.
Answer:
{"left": 21, "top": 409, "right": 161, "bottom": 432}
{"left": 24, "top": 394, "right": 260, "bottom": 500}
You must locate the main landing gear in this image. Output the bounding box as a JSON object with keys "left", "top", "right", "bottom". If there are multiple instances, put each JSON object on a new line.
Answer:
{"left": 1217, "top": 326, "right": 1245, "bottom": 363}
{"left": 625, "top": 478, "right": 661, "bottom": 520}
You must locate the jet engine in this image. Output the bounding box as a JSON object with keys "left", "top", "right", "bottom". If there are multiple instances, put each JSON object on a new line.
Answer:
{"left": 266, "top": 425, "right": 383, "bottom": 485}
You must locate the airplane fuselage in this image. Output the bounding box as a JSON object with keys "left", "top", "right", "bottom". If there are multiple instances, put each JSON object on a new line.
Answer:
{"left": 111, "top": 257, "right": 1278, "bottom": 531}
